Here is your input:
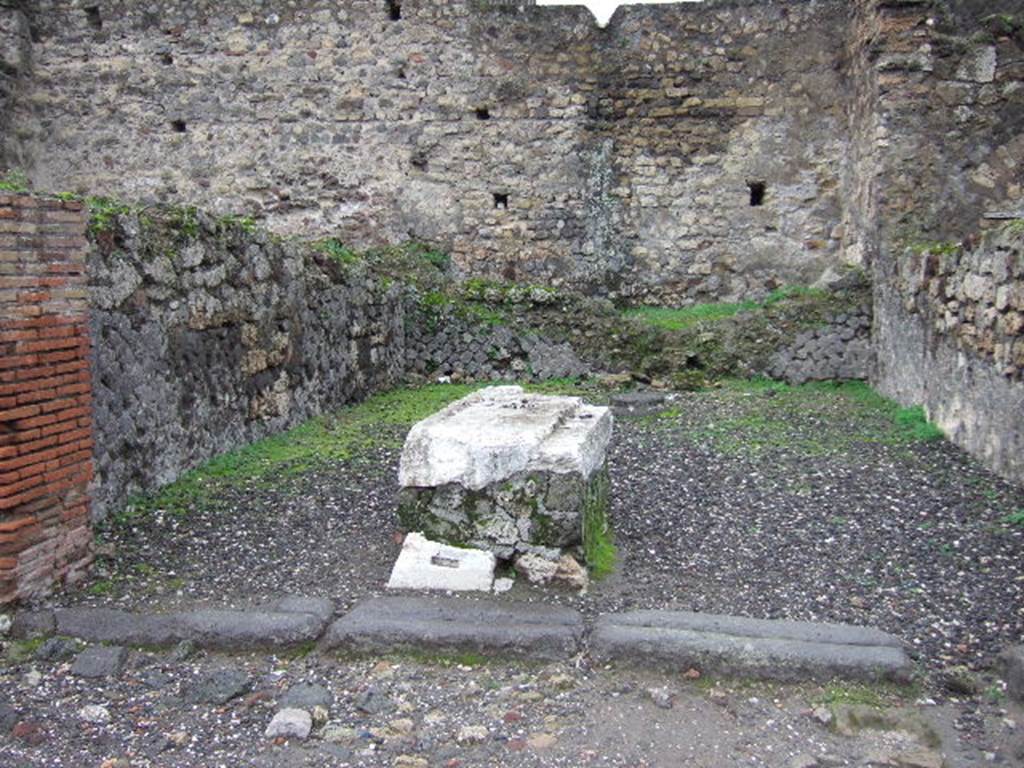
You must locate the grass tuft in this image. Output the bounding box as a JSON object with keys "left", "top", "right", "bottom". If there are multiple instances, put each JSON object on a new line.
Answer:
{"left": 1000, "top": 509, "right": 1024, "bottom": 528}
{"left": 692, "top": 380, "right": 946, "bottom": 457}
{"left": 317, "top": 237, "right": 361, "bottom": 266}
{"left": 0, "top": 169, "right": 29, "bottom": 193}
{"left": 624, "top": 285, "right": 830, "bottom": 331}
{"left": 894, "top": 406, "right": 944, "bottom": 441}
{"left": 624, "top": 301, "right": 759, "bottom": 331}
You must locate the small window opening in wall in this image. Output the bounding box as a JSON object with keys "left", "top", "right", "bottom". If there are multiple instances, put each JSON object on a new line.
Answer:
{"left": 387, "top": 0, "right": 402, "bottom": 21}
{"left": 85, "top": 6, "right": 102, "bottom": 30}
{"left": 475, "top": 107, "right": 491, "bottom": 121}
{"left": 493, "top": 192, "right": 509, "bottom": 209}
{"left": 748, "top": 181, "right": 766, "bottom": 207}
{"left": 170, "top": 119, "right": 187, "bottom": 133}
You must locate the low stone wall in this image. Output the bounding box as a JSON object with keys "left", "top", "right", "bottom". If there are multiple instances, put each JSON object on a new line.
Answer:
{"left": 87, "top": 208, "right": 406, "bottom": 520}
{"left": 0, "top": 194, "right": 94, "bottom": 603}
{"left": 767, "top": 308, "right": 873, "bottom": 385}
{"left": 875, "top": 224, "right": 1024, "bottom": 483}
{"left": 405, "top": 312, "right": 587, "bottom": 384}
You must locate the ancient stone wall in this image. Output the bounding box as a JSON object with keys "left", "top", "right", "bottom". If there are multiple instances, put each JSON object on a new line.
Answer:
{"left": 859, "top": 0, "right": 1024, "bottom": 483}
{"left": 0, "top": 194, "right": 94, "bottom": 603}
{"left": 594, "top": 1, "right": 851, "bottom": 304}
{"left": 87, "top": 208, "right": 407, "bottom": 519}
{"left": 9, "top": 0, "right": 855, "bottom": 303}
{"left": 0, "top": 1, "right": 32, "bottom": 170}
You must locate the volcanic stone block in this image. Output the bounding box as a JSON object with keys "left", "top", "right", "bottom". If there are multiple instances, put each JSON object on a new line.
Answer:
{"left": 325, "top": 596, "right": 585, "bottom": 660}
{"left": 591, "top": 610, "right": 912, "bottom": 683}
{"left": 1001, "top": 645, "right": 1024, "bottom": 703}
{"left": 398, "top": 386, "right": 613, "bottom": 559}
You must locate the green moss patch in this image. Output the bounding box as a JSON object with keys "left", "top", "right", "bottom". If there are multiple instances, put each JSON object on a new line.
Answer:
{"left": 582, "top": 468, "right": 615, "bottom": 578}
{"left": 0, "top": 168, "right": 29, "bottom": 193}
{"left": 623, "top": 286, "right": 831, "bottom": 332}
{"left": 681, "top": 380, "right": 945, "bottom": 458}
{"left": 115, "top": 383, "right": 482, "bottom": 523}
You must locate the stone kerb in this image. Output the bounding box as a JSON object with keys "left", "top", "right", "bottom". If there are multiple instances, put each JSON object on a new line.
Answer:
{"left": 397, "top": 386, "right": 613, "bottom": 561}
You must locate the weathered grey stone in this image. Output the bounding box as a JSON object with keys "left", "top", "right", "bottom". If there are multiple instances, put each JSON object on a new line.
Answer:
{"left": 51, "top": 605, "right": 328, "bottom": 650}
{"left": 610, "top": 391, "right": 668, "bottom": 417}
{"left": 171, "top": 610, "right": 326, "bottom": 650}
{"left": 1001, "top": 645, "right": 1024, "bottom": 703}
{"left": 34, "top": 637, "right": 77, "bottom": 662}
{"left": 70, "top": 646, "right": 128, "bottom": 679}
{"left": 271, "top": 596, "right": 335, "bottom": 624}
{"left": 10, "top": 611, "right": 55, "bottom": 639}
{"left": 591, "top": 610, "right": 911, "bottom": 683}
{"left": 0, "top": 703, "right": 18, "bottom": 734}
{"left": 398, "top": 387, "right": 613, "bottom": 558}
{"left": 280, "top": 683, "right": 332, "bottom": 711}
{"left": 54, "top": 609, "right": 165, "bottom": 646}
{"left": 325, "top": 597, "right": 584, "bottom": 661}
{"left": 184, "top": 668, "right": 252, "bottom": 705}
{"left": 354, "top": 688, "right": 393, "bottom": 715}
{"left": 265, "top": 708, "right": 312, "bottom": 740}
{"left": 387, "top": 533, "right": 496, "bottom": 592}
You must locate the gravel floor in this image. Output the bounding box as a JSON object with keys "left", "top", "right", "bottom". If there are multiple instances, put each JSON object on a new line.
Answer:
{"left": 1, "top": 646, "right": 1020, "bottom": 767}
{"left": 5, "top": 381, "right": 1024, "bottom": 766}
{"left": 60, "top": 383, "right": 1024, "bottom": 674}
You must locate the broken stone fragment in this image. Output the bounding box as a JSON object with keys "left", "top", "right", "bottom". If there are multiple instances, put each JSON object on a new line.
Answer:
{"left": 513, "top": 552, "right": 588, "bottom": 591}
{"left": 264, "top": 708, "right": 312, "bottom": 740}
{"left": 387, "top": 532, "right": 495, "bottom": 592}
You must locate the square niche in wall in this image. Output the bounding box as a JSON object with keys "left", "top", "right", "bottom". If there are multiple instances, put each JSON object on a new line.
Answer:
{"left": 748, "top": 181, "right": 766, "bottom": 207}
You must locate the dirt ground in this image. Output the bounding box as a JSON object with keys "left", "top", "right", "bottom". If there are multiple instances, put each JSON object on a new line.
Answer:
{"left": 3, "top": 379, "right": 1023, "bottom": 766}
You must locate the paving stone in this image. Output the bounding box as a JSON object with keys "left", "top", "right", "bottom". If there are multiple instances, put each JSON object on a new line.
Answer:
{"left": 70, "top": 645, "right": 128, "bottom": 679}
{"left": 354, "top": 688, "right": 393, "bottom": 715}
{"left": 170, "top": 609, "right": 327, "bottom": 649}
{"left": 10, "top": 611, "right": 56, "bottom": 639}
{"left": 325, "top": 596, "right": 584, "bottom": 661}
{"left": 591, "top": 610, "right": 912, "bottom": 683}
{"left": 49, "top": 605, "right": 327, "bottom": 650}
{"left": 270, "top": 595, "right": 335, "bottom": 623}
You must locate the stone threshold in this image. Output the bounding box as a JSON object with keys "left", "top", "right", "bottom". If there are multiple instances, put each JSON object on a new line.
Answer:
{"left": 10, "top": 595, "right": 913, "bottom": 684}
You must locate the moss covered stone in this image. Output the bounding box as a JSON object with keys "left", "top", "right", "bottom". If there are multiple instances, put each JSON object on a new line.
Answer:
{"left": 398, "top": 466, "right": 610, "bottom": 561}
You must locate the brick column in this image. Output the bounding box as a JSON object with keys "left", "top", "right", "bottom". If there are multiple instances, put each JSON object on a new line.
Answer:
{"left": 0, "top": 194, "right": 93, "bottom": 603}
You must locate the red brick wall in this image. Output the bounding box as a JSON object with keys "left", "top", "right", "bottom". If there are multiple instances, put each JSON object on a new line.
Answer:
{"left": 0, "top": 194, "right": 93, "bottom": 604}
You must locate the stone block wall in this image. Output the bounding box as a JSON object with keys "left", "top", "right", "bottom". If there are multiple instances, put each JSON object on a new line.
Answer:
{"left": 878, "top": 227, "right": 1024, "bottom": 481}
{"left": 855, "top": 0, "right": 1024, "bottom": 483}
{"left": 0, "top": 195, "right": 94, "bottom": 604}
{"left": 592, "top": 1, "right": 851, "bottom": 304}
{"left": 0, "top": 2, "right": 32, "bottom": 171}
{"left": 87, "top": 208, "right": 407, "bottom": 519}
{"left": 5, "top": 0, "right": 857, "bottom": 303}
{"left": 766, "top": 308, "right": 873, "bottom": 385}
